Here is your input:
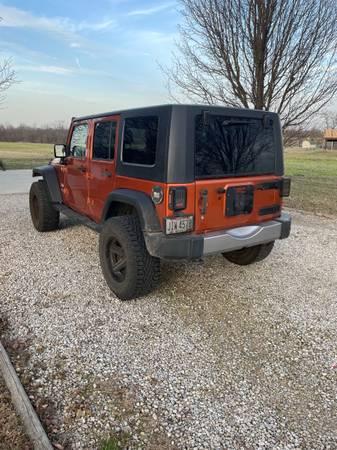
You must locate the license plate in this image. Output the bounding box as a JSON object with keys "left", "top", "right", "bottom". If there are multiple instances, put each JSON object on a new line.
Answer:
{"left": 165, "top": 216, "right": 194, "bottom": 234}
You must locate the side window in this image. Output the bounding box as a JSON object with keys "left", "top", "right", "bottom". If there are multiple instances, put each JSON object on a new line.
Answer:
{"left": 93, "top": 121, "right": 117, "bottom": 160}
{"left": 70, "top": 124, "right": 88, "bottom": 158}
{"left": 122, "top": 116, "right": 158, "bottom": 166}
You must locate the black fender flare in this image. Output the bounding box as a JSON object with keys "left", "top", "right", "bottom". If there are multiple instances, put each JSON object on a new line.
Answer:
{"left": 101, "top": 189, "right": 161, "bottom": 233}
{"left": 32, "top": 165, "right": 62, "bottom": 203}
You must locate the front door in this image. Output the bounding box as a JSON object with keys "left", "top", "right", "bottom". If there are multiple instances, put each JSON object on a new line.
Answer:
{"left": 88, "top": 116, "right": 119, "bottom": 223}
{"left": 63, "top": 122, "right": 90, "bottom": 214}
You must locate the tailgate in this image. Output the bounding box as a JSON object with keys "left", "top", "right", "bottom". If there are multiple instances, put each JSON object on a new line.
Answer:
{"left": 195, "top": 176, "right": 282, "bottom": 233}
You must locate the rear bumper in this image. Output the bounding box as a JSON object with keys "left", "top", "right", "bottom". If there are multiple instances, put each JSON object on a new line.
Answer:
{"left": 144, "top": 213, "right": 291, "bottom": 260}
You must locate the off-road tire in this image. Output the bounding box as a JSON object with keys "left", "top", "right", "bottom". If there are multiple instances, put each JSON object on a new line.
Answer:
{"left": 99, "top": 215, "right": 160, "bottom": 300}
{"left": 29, "top": 181, "right": 59, "bottom": 232}
{"left": 223, "top": 241, "right": 275, "bottom": 266}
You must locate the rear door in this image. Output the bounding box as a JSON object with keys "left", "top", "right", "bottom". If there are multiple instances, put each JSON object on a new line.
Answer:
{"left": 63, "top": 121, "right": 90, "bottom": 214}
{"left": 195, "top": 176, "right": 281, "bottom": 232}
{"left": 194, "top": 113, "right": 282, "bottom": 233}
{"left": 87, "top": 116, "right": 119, "bottom": 223}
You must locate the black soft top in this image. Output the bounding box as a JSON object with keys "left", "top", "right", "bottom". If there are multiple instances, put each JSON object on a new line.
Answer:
{"left": 73, "top": 104, "right": 277, "bottom": 122}
{"left": 73, "top": 104, "right": 283, "bottom": 183}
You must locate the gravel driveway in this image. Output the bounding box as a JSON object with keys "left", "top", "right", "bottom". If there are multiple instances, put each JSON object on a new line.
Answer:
{"left": 1, "top": 193, "right": 337, "bottom": 449}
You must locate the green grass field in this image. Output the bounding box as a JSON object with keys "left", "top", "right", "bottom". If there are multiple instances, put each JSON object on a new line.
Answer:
{"left": 284, "top": 148, "right": 337, "bottom": 216}
{"left": 0, "top": 142, "right": 336, "bottom": 215}
{"left": 0, "top": 141, "right": 53, "bottom": 170}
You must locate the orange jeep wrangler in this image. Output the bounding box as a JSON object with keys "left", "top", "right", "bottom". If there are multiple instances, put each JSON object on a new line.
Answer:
{"left": 29, "top": 105, "right": 291, "bottom": 300}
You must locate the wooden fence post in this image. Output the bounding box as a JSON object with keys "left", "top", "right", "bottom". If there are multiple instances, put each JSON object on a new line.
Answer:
{"left": 0, "top": 342, "right": 53, "bottom": 450}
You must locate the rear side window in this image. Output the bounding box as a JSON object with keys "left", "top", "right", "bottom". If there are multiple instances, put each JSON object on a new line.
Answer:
{"left": 122, "top": 116, "right": 158, "bottom": 166}
{"left": 93, "top": 121, "right": 117, "bottom": 160}
{"left": 70, "top": 123, "right": 88, "bottom": 158}
{"left": 195, "top": 114, "right": 276, "bottom": 178}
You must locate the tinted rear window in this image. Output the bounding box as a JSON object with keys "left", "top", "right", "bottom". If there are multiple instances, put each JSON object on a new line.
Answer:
{"left": 195, "top": 114, "right": 276, "bottom": 178}
{"left": 93, "top": 121, "right": 117, "bottom": 160}
{"left": 122, "top": 116, "right": 158, "bottom": 166}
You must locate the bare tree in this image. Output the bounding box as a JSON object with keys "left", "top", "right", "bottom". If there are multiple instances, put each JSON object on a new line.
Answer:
{"left": 321, "top": 110, "right": 337, "bottom": 129}
{"left": 0, "top": 16, "right": 16, "bottom": 103}
{"left": 165, "top": 0, "right": 337, "bottom": 130}
{"left": 0, "top": 57, "right": 16, "bottom": 103}
{"left": 283, "top": 126, "right": 323, "bottom": 146}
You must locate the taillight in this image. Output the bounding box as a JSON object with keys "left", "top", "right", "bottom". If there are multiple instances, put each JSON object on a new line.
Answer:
{"left": 169, "top": 187, "right": 187, "bottom": 211}
{"left": 281, "top": 177, "right": 291, "bottom": 197}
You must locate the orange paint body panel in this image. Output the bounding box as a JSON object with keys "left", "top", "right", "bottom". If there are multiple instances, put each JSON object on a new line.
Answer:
{"left": 116, "top": 176, "right": 196, "bottom": 230}
{"left": 87, "top": 115, "right": 120, "bottom": 222}
{"left": 114, "top": 175, "right": 281, "bottom": 234}
{"left": 194, "top": 175, "right": 282, "bottom": 233}
{"left": 55, "top": 159, "right": 282, "bottom": 234}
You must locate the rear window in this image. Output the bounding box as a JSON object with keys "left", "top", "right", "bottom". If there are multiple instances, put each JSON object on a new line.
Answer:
{"left": 93, "top": 121, "right": 117, "bottom": 160}
{"left": 195, "top": 114, "right": 276, "bottom": 178}
{"left": 122, "top": 116, "right": 158, "bottom": 166}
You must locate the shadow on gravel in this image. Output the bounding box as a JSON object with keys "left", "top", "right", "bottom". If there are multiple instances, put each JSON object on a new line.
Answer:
{"left": 0, "top": 316, "right": 9, "bottom": 337}
{"left": 58, "top": 216, "right": 79, "bottom": 231}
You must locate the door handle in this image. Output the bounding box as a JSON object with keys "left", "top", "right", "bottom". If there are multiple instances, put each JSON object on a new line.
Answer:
{"left": 78, "top": 165, "right": 87, "bottom": 173}
{"left": 199, "top": 189, "right": 208, "bottom": 215}
{"left": 102, "top": 170, "right": 112, "bottom": 178}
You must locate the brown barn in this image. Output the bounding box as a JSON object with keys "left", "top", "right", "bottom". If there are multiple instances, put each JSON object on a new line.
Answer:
{"left": 324, "top": 129, "right": 337, "bottom": 149}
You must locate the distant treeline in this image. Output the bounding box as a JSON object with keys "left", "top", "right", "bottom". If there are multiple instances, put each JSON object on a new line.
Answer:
{"left": 0, "top": 123, "right": 326, "bottom": 147}
{"left": 0, "top": 124, "right": 68, "bottom": 144}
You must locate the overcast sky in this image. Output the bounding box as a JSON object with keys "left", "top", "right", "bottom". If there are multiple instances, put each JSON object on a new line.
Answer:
{"left": 0, "top": 0, "right": 179, "bottom": 126}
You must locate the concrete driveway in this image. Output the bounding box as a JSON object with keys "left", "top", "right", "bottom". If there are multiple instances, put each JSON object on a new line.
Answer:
{"left": 0, "top": 170, "right": 35, "bottom": 194}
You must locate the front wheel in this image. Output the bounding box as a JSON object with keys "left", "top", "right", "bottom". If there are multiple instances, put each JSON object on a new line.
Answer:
{"left": 29, "top": 181, "right": 59, "bottom": 232}
{"left": 222, "top": 241, "right": 275, "bottom": 266}
{"left": 99, "top": 216, "right": 160, "bottom": 300}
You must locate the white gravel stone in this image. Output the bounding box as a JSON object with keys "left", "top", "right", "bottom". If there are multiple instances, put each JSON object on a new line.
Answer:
{"left": 0, "top": 193, "right": 337, "bottom": 449}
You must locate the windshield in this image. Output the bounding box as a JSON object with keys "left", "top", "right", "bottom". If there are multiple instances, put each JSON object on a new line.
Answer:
{"left": 195, "top": 114, "right": 276, "bottom": 179}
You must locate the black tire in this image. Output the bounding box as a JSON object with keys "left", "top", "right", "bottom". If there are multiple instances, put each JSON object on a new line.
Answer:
{"left": 99, "top": 215, "right": 160, "bottom": 300}
{"left": 29, "top": 181, "right": 59, "bottom": 232}
{"left": 223, "top": 241, "right": 274, "bottom": 266}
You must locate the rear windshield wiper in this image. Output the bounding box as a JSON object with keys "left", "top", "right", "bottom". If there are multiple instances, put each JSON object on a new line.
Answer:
{"left": 222, "top": 120, "right": 250, "bottom": 126}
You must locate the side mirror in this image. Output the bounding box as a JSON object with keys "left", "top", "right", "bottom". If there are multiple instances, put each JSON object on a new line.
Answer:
{"left": 54, "top": 144, "right": 66, "bottom": 158}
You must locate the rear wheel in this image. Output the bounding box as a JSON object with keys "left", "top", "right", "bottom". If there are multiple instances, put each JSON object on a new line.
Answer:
{"left": 29, "top": 181, "right": 59, "bottom": 232}
{"left": 222, "top": 241, "right": 274, "bottom": 265}
{"left": 99, "top": 215, "right": 160, "bottom": 300}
